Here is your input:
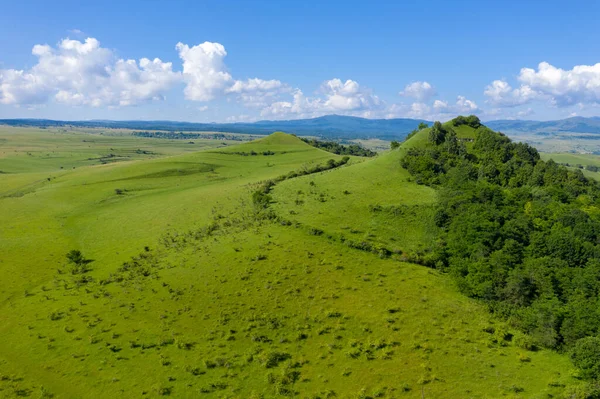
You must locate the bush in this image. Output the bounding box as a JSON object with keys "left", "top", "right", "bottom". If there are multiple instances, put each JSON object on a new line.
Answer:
{"left": 571, "top": 337, "right": 600, "bottom": 380}
{"left": 262, "top": 351, "right": 291, "bottom": 368}
{"left": 66, "top": 250, "right": 92, "bottom": 274}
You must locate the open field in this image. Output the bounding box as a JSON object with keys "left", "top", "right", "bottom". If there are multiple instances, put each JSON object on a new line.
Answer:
{"left": 0, "top": 127, "right": 583, "bottom": 398}
{"left": 540, "top": 152, "right": 600, "bottom": 180}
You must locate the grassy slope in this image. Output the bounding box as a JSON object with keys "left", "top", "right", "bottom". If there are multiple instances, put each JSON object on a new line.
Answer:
{"left": 271, "top": 144, "right": 437, "bottom": 254}
{"left": 540, "top": 152, "right": 600, "bottom": 180}
{"left": 0, "top": 128, "right": 579, "bottom": 398}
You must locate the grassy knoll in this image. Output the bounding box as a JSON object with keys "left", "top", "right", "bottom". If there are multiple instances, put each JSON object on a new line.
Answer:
{"left": 0, "top": 128, "right": 582, "bottom": 398}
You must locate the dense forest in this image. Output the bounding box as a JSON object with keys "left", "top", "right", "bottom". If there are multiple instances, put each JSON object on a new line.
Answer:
{"left": 401, "top": 116, "right": 600, "bottom": 382}
{"left": 299, "top": 138, "right": 377, "bottom": 157}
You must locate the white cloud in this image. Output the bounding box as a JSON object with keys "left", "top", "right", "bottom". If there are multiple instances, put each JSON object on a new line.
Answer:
{"left": 226, "top": 78, "right": 290, "bottom": 108}
{"left": 486, "top": 62, "right": 600, "bottom": 108}
{"left": 225, "top": 114, "right": 255, "bottom": 122}
{"left": 0, "top": 37, "right": 180, "bottom": 107}
{"left": 260, "top": 89, "right": 318, "bottom": 119}
{"left": 260, "top": 78, "right": 383, "bottom": 119}
{"left": 407, "top": 102, "right": 431, "bottom": 118}
{"left": 484, "top": 79, "right": 537, "bottom": 107}
{"left": 176, "top": 41, "right": 232, "bottom": 102}
{"left": 227, "top": 78, "right": 284, "bottom": 94}
{"left": 400, "top": 81, "right": 436, "bottom": 101}
{"left": 432, "top": 95, "right": 479, "bottom": 115}
{"left": 519, "top": 61, "right": 600, "bottom": 106}
{"left": 176, "top": 43, "right": 292, "bottom": 108}
{"left": 517, "top": 108, "right": 534, "bottom": 118}
{"left": 321, "top": 78, "right": 382, "bottom": 111}
{"left": 433, "top": 99, "right": 448, "bottom": 111}
{"left": 455, "top": 95, "right": 479, "bottom": 113}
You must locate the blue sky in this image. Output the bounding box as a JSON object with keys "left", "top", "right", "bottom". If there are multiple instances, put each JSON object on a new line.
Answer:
{"left": 1, "top": 0, "right": 600, "bottom": 122}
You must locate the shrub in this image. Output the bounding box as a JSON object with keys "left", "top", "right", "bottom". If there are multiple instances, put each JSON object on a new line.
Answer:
{"left": 262, "top": 351, "right": 291, "bottom": 368}
{"left": 571, "top": 337, "right": 600, "bottom": 380}
{"left": 66, "top": 250, "right": 93, "bottom": 274}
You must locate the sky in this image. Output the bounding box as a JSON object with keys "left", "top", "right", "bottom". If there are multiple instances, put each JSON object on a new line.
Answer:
{"left": 1, "top": 0, "right": 600, "bottom": 122}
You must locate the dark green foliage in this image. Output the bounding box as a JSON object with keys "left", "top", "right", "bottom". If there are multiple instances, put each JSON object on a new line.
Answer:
{"left": 390, "top": 141, "right": 400, "bottom": 150}
{"left": 217, "top": 150, "right": 276, "bottom": 156}
{"left": 572, "top": 337, "right": 600, "bottom": 380}
{"left": 587, "top": 165, "right": 600, "bottom": 172}
{"left": 452, "top": 115, "right": 481, "bottom": 129}
{"left": 300, "top": 138, "right": 376, "bottom": 157}
{"left": 428, "top": 121, "right": 448, "bottom": 145}
{"left": 133, "top": 131, "right": 245, "bottom": 141}
{"left": 262, "top": 351, "right": 291, "bottom": 368}
{"left": 401, "top": 118, "right": 600, "bottom": 367}
{"left": 66, "top": 250, "right": 93, "bottom": 274}
{"left": 252, "top": 190, "right": 273, "bottom": 209}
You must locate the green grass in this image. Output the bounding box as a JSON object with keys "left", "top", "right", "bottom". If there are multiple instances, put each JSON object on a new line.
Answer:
{"left": 0, "top": 125, "right": 252, "bottom": 174}
{"left": 271, "top": 147, "right": 437, "bottom": 254}
{"left": 0, "top": 127, "right": 582, "bottom": 398}
{"left": 541, "top": 152, "right": 600, "bottom": 180}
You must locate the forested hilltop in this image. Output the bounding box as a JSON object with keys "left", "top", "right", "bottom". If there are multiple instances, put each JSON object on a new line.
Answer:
{"left": 402, "top": 116, "right": 600, "bottom": 385}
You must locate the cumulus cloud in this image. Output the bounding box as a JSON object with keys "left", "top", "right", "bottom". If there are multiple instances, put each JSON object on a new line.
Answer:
{"left": 0, "top": 38, "right": 290, "bottom": 111}
{"left": 484, "top": 79, "right": 537, "bottom": 107}
{"left": 321, "top": 78, "right": 382, "bottom": 111}
{"left": 175, "top": 42, "right": 290, "bottom": 108}
{"left": 226, "top": 78, "right": 290, "bottom": 108}
{"left": 432, "top": 95, "right": 479, "bottom": 115}
{"left": 0, "top": 38, "right": 180, "bottom": 107}
{"left": 519, "top": 62, "right": 600, "bottom": 106}
{"left": 400, "top": 81, "right": 436, "bottom": 101}
{"left": 485, "top": 62, "right": 600, "bottom": 108}
{"left": 176, "top": 41, "right": 233, "bottom": 102}
{"left": 260, "top": 78, "right": 383, "bottom": 119}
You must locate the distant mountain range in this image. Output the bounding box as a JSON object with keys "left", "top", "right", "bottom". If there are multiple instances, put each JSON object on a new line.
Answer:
{"left": 486, "top": 117, "right": 600, "bottom": 135}
{"left": 0, "top": 115, "right": 428, "bottom": 140}
{"left": 3, "top": 115, "right": 600, "bottom": 141}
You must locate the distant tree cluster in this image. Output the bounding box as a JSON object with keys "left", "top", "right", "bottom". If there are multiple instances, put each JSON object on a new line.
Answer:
{"left": 219, "top": 150, "right": 276, "bottom": 156}
{"left": 587, "top": 164, "right": 600, "bottom": 172}
{"left": 300, "top": 138, "right": 376, "bottom": 157}
{"left": 401, "top": 116, "right": 600, "bottom": 379}
{"left": 451, "top": 115, "right": 481, "bottom": 128}
{"left": 132, "top": 131, "right": 244, "bottom": 141}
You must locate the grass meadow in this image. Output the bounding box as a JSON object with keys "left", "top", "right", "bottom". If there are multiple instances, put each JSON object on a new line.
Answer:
{"left": 0, "top": 127, "right": 583, "bottom": 398}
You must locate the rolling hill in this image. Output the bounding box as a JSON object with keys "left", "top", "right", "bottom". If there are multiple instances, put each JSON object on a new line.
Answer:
{"left": 0, "top": 121, "right": 592, "bottom": 398}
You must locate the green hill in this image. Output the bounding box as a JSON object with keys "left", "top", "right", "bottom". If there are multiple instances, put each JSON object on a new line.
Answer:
{"left": 0, "top": 126, "right": 592, "bottom": 398}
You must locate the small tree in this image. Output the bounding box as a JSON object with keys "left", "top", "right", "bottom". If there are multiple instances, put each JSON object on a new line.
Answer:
{"left": 571, "top": 336, "right": 600, "bottom": 380}
{"left": 428, "top": 121, "right": 446, "bottom": 145}
{"left": 390, "top": 141, "right": 400, "bottom": 150}
{"left": 418, "top": 122, "right": 429, "bottom": 130}
{"left": 66, "top": 250, "right": 93, "bottom": 274}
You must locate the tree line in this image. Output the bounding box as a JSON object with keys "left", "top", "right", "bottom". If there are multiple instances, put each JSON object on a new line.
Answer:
{"left": 300, "top": 138, "right": 377, "bottom": 157}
